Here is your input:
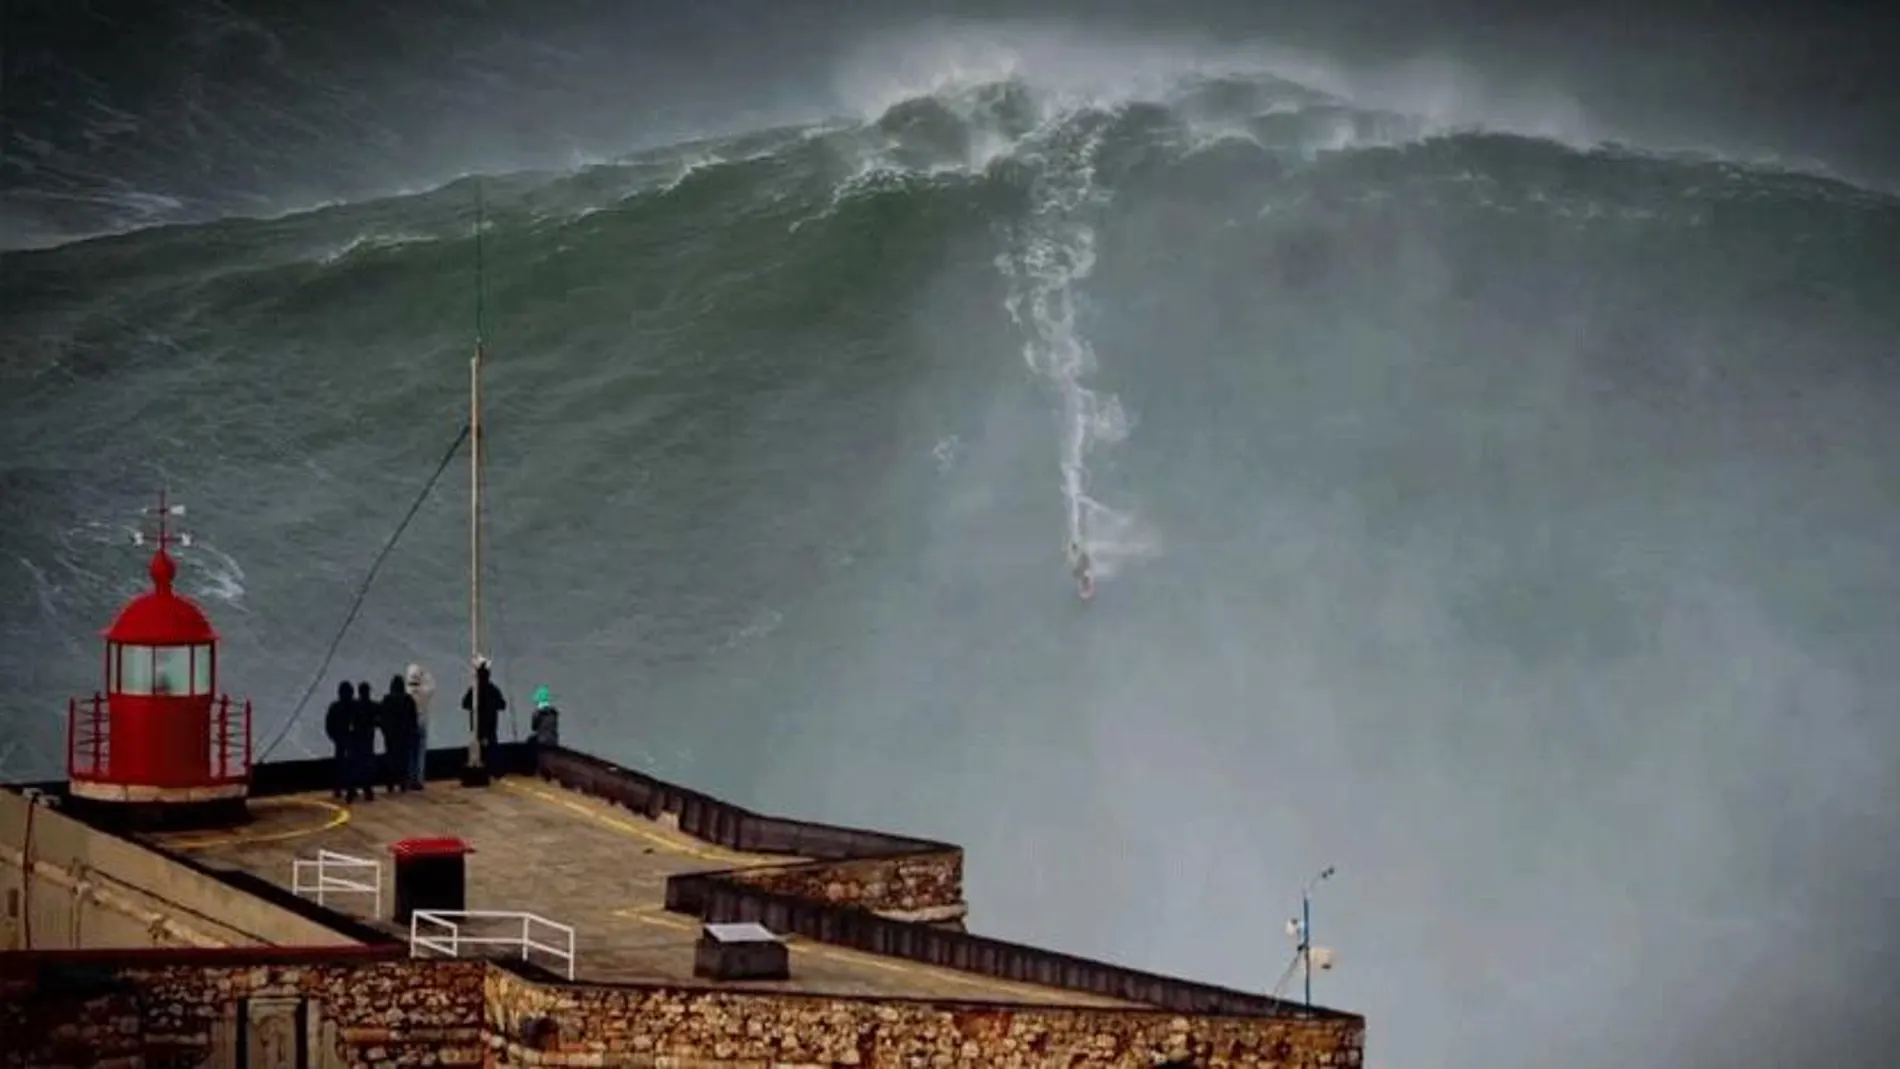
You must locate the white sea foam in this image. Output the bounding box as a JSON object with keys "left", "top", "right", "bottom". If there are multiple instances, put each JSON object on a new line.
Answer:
{"left": 993, "top": 110, "right": 1161, "bottom": 584}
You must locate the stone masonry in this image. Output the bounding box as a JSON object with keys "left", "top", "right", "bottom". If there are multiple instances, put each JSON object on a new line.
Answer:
{"left": 2, "top": 955, "right": 1364, "bottom": 1069}
{"left": 0, "top": 985, "right": 143, "bottom": 1069}
{"left": 487, "top": 966, "right": 1364, "bottom": 1068}
{"left": 1, "top": 955, "right": 487, "bottom": 1069}
{"left": 725, "top": 850, "right": 964, "bottom": 918}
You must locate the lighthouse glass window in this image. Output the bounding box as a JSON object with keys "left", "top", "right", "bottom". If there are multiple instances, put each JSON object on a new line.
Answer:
{"left": 191, "top": 644, "right": 213, "bottom": 694}
{"left": 152, "top": 647, "right": 191, "bottom": 695}
{"left": 115, "top": 644, "right": 152, "bottom": 694}
{"left": 111, "top": 645, "right": 212, "bottom": 696}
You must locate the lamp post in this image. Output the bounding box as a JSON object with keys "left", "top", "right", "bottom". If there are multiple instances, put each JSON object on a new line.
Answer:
{"left": 1302, "top": 865, "right": 1335, "bottom": 1007}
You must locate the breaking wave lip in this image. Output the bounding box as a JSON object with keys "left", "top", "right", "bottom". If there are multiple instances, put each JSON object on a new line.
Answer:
{"left": 313, "top": 230, "right": 442, "bottom": 265}
{"left": 0, "top": 186, "right": 195, "bottom": 253}
{"left": 12, "top": 22, "right": 1889, "bottom": 258}
{"left": 549, "top": 143, "right": 800, "bottom": 228}
{"left": 830, "top": 24, "right": 1601, "bottom": 150}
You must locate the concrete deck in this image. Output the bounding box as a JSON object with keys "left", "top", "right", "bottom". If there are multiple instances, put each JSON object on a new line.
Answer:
{"left": 138, "top": 777, "right": 1138, "bottom": 1008}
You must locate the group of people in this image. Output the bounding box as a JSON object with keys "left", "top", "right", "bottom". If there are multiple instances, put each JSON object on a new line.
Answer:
{"left": 323, "top": 658, "right": 562, "bottom": 803}
{"left": 324, "top": 662, "right": 437, "bottom": 802}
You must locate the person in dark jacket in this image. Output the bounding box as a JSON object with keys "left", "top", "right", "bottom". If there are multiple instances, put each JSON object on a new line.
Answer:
{"left": 346, "top": 681, "right": 379, "bottom": 802}
{"left": 324, "top": 681, "right": 354, "bottom": 799}
{"left": 528, "top": 685, "right": 559, "bottom": 764}
{"left": 460, "top": 658, "right": 506, "bottom": 775}
{"left": 378, "top": 674, "right": 418, "bottom": 792}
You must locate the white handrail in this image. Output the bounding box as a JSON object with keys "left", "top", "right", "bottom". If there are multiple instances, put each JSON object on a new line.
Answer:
{"left": 291, "top": 850, "right": 382, "bottom": 918}
{"left": 410, "top": 911, "right": 462, "bottom": 960}
{"left": 407, "top": 909, "right": 576, "bottom": 981}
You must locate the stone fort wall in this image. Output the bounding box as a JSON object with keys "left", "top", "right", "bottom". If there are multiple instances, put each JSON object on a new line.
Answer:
{"left": 0, "top": 950, "right": 1365, "bottom": 1068}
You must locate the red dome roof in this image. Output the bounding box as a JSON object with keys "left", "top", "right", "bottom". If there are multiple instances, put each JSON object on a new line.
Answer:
{"left": 104, "top": 549, "right": 218, "bottom": 645}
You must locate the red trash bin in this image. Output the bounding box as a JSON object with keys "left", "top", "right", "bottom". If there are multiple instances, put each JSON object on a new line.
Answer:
{"left": 390, "top": 837, "right": 474, "bottom": 924}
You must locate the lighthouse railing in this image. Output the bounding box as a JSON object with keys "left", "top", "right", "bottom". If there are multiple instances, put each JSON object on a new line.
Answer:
{"left": 67, "top": 693, "right": 108, "bottom": 779}
{"left": 207, "top": 696, "right": 253, "bottom": 783}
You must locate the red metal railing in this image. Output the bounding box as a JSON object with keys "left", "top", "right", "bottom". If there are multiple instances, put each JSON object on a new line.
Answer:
{"left": 68, "top": 693, "right": 107, "bottom": 780}
{"left": 66, "top": 693, "right": 253, "bottom": 784}
{"left": 209, "top": 695, "right": 254, "bottom": 784}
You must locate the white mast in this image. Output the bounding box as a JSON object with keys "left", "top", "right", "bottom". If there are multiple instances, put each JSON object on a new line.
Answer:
{"left": 465, "top": 179, "right": 490, "bottom": 785}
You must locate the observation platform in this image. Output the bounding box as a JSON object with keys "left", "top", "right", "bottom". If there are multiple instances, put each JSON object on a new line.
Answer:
{"left": 141, "top": 768, "right": 1135, "bottom": 1006}
{"left": 0, "top": 741, "right": 1344, "bottom": 1023}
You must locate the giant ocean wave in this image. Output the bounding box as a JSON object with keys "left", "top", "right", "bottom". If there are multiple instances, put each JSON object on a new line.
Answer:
{"left": 4, "top": 58, "right": 1900, "bottom": 1069}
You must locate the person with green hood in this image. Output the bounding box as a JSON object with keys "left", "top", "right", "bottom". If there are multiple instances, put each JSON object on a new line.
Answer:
{"left": 530, "top": 685, "right": 560, "bottom": 754}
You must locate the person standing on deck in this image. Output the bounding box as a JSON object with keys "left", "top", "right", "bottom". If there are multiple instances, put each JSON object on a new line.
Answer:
{"left": 346, "top": 681, "right": 379, "bottom": 802}
{"left": 404, "top": 662, "right": 436, "bottom": 789}
{"left": 378, "top": 675, "right": 418, "bottom": 792}
{"left": 530, "top": 685, "right": 560, "bottom": 760}
{"left": 461, "top": 658, "right": 506, "bottom": 776}
{"left": 324, "top": 681, "right": 354, "bottom": 799}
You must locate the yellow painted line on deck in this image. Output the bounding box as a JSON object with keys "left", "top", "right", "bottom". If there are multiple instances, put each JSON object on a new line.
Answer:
{"left": 788, "top": 936, "right": 1096, "bottom": 1001}
{"left": 501, "top": 779, "right": 759, "bottom": 865}
{"left": 160, "top": 797, "right": 350, "bottom": 851}
{"left": 614, "top": 906, "right": 695, "bottom": 930}
{"left": 609, "top": 907, "right": 1086, "bottom": 1000}
{"left": 797, "top": 942, "right": 910, "bottom": 975}
{"left": 789, "top": 938, "right": 1075, "bottom": 999}
{"left": 617, "top": 905, "right": 918, "bottom": 977}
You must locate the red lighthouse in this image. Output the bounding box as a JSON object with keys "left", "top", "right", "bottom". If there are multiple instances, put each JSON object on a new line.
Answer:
{"left": 67, "top": 493, "right": 253, "bottom": 828}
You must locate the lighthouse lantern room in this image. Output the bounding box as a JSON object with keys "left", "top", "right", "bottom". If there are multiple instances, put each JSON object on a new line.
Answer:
{"left": 68, "top": 492, "right": 253, "bottom": 826}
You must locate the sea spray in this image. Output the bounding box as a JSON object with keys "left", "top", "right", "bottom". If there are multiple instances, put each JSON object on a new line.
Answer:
{"left": 996, "top": 113, "right": 1158, "bottom": 582}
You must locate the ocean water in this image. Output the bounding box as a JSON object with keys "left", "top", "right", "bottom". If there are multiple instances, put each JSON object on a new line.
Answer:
{"left": 4, "top": 23, "right": 1899, "bottom": 1069}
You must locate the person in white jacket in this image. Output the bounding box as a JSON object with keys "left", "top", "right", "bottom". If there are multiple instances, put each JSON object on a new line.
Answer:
{"left": 403, "top": 662, "right": 436, "bottom": 789}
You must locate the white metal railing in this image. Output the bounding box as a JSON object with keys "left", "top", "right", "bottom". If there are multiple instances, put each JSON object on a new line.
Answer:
{"left": 291, "top": 850, "right": 382, "bottom": 917}
{"left": 408, "top": 909, "right": 577, "bottom": 981}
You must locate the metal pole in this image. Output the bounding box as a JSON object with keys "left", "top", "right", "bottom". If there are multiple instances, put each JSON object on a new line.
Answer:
{"left": 1302, "top": 887, "right": 1312, "bottom": 1006}
{"left": 466, "top": 179, "right": 487, "bottom": 781}
{"left": 1302, "top": 865, "right": 1335, "bottom": 1008}
{"left": 468, "top": 339, "right": 483, "bottom": 773}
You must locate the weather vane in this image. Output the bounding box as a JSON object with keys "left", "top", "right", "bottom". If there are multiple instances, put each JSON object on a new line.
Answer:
{"left": 131, "top": 488, "right": 193, "bottom": 553}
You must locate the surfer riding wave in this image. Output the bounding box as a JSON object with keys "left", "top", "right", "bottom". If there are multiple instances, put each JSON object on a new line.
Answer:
{"left": 1067, "top": 540, "right": 1095, "bottom": 600}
